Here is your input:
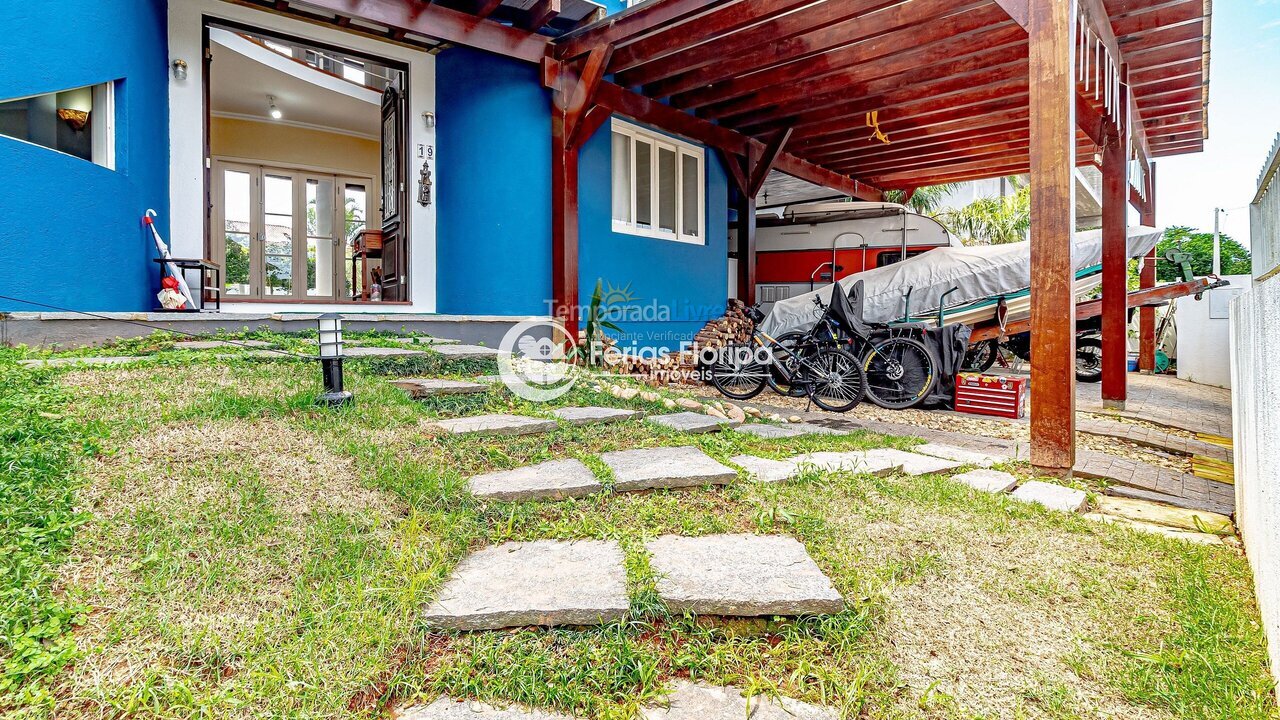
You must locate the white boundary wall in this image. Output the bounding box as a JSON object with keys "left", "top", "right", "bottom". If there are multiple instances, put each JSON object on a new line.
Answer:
{"left": 1230, "top": 275, "right": 1280, "bottom": 686}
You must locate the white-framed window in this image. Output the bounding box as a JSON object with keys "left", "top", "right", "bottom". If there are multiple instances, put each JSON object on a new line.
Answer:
{"left": 610, "top": 118, "right": 704, "bottom": 245}
{"left": 0, "top": 81, "right": 115, "bottom": 169}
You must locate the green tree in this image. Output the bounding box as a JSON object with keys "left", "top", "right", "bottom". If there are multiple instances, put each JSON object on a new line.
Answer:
{"left": 881, "top": 183, "right": 961, "bottom": 215}
{"left": 937, "top": 185, "right": 1031, "bottom": 245}
{"left": 1155, "top": 225, "right": 1252, "bottom": 281}
{"left": 224, "top": 236, "right": 250, "bottom": 287}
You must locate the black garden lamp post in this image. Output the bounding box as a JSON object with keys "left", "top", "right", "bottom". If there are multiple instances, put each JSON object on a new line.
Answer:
{"left": 316, "top": 313, "right": 353, "bottom": 407}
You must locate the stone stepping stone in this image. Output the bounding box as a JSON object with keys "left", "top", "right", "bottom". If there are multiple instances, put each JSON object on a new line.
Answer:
{"left": 399, "top": 698, "right": 573, "bottom": 719}
{"left": 392, "top": 378, "right": 489, "bottom": 398}
{"left": 863, "top": 448, "right": 963, "bottom": 476}
{"left": 19, "top": 356, "right": 144, "bottom": 368}
{"left": 174, "top": 339, "right": 273, "bottom": 350}
{"left": 385, "top": 335, "right": 460, "bottom": 346}
{"left": 468, "top": 459, "right": 602, "bottom": 501}
{"left": 343, "top": 345, "right": 429, "bottom": 357}
{"left": 912, "top": 442, "right": 1009, "bottom": 467}
{"left": 601, "top": 446, "right": 737, "bottom": 491}
{"left": 426, "top": 414, "right": 556, "bottom": 437}
{"left": 646, "top": 411, "right": 737, "bottom": 434}
{"left": 641, "top": 681, "right": 838, "bottom": 720}
{"left": 733, "top": 422, "right": 844, "bottom": 439}
{"left": 732, "top": 451, "right": 900, "bottom": 482}
{"left": 552, "top": 406, "right": 643, "bottom": 426}
{"left": 792, "top": 451, "right": 901, "bottom": 476}
{"left": 421, "top": 539, "right": 629, "bottom": 630}
{"left": 951, "top": 468, "right": 1019, "bottom": 493}
{"left": 1010, "top": 480, "right": 1088, "bottom": 513}
{"left": 647, "top": 534, "right": 843, "bottom": 616}
{"left": 730, "top": 455, "right": 798, "bottom": 483}
{"left": 435, "top": 344, "right": 502, "bottom": 360}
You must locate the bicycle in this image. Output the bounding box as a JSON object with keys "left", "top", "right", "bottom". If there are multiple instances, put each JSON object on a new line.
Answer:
{"left": 704, "top": 304, "right": 867, "bottom": 413}
{"left": 775, "top": 281, "right": 940, "bottom": 410}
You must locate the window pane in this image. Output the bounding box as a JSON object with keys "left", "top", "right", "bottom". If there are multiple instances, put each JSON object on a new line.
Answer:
{"left": 681, "top": 153, "right": 700, "bottom": 238}
{"left": 658, "top": 146, "right": 677, "bottom": 234}
{"left": 611, "top": 131, "right": 631, "bottom": 223}
{"left": 306, "top": 178, "right": 335, "bottom": 297}
{"left": 263, "top": 174, "right": 294, "bottom": 295}
{"left": 0, "top": 85, "right": 102, "bottom": 163}
{"left": 343, "top": 184, "right": 368, "bottom": 298}
{"left": 222, "top": 169, "right": 252, "bottom": 296}
{"left": 635, "top": 139, "right": 652, "bottom": 228}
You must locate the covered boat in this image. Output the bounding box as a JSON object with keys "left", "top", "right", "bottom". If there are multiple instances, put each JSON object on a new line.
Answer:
{"left": 760, "top": 226, "right": 1163, "bottom": 337}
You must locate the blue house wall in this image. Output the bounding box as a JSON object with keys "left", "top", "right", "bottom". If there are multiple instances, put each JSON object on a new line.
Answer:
{"left": 0, "top": 0, "right": 170, "bottom": 313}
{"left": 436, "top": 46, "right": 727, "bottom": 350}
{"left": 436, "top": 47, "right": 553, "bottom": 316}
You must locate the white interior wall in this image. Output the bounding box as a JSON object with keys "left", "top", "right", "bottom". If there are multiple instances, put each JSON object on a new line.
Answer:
{"left": 1176, "top": 274, "right": 1251, "bottom": 389}
{"left": 1231, "top": 275, "right": 1280, "bottom": 689}
{"left": 167, "top": 0, "right": 436, "bottom": 312}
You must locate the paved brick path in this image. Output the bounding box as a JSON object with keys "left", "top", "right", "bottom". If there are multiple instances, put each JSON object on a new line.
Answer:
{"left": 1074, "top": 373, "right": 1233, "bottom": 437}
{"left": 798, "top": 412, "right": 1234, "bottom": 516}
{"left": 1075, "top": 416, "right": 1231, "bottom": 461}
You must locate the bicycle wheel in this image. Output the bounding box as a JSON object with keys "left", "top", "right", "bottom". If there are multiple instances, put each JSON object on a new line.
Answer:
{"left": 862, "top": 336, "right": 938, "bottom": 409}
{"left": 804, "top": 346, "right": 867, "bottom": 412}
{"left": 707, "top": 343, "right": 768, "bottom": 400}
{"left": 767, "top": 331, "right": 812, "bottom": 397}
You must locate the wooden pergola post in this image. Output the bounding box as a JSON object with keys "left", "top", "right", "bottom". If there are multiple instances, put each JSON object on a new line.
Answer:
{"left": 1027, "top": 0, "right": 1078, "bottom": 473}
{"left": 723, "top": 129, "right": 791, "bottom": 306}
{"left": 1138, "top": 163, "right": 1158, "bottom": 371}
{"left": 1100, "top": 71, "right": 1130, "bottom": 409}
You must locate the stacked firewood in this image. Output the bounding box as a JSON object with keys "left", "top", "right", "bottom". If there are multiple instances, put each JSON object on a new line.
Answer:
{"left": 601, "top": 299, "right": 755, "bottom": 387}
{"left": 691, "top": 299, "right": 753, "bottom": 349}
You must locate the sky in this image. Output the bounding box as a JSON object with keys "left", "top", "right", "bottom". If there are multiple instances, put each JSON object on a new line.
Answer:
{"left": 1154, "top": 0, "right": 1280, "bottom": 248}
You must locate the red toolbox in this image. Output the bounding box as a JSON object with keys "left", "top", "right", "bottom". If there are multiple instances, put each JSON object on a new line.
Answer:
{"left": 955, "top": 373, "right": 1028, "bottom": 419}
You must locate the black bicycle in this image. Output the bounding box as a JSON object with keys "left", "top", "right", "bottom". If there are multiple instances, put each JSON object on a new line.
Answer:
{"left": 775, "top": 282, "right": 940, "bottom": 410}
{"left": 705, "top": 305, "right": 867, "bottom": 412}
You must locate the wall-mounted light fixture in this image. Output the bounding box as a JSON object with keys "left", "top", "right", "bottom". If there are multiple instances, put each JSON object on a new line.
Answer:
{"left": 268, "top": 95, "right": 283, "bottom": 120}
{"left": 172, "top": 59, "right": 188, "bottom": 81}
{"left": 422, "top": 111, "right": 436, "bottom": 129}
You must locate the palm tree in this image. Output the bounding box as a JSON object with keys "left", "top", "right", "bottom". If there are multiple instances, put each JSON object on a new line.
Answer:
{"left": 938, "top": 185, "right": 1031, "bottom": 245}
{"left": 880, "top": 183, "right": 960, "bottom": 215}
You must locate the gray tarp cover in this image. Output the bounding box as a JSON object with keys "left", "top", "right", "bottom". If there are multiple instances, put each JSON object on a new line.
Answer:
{"left": 760, "top": 226, "right": 1163, "bottom": 335}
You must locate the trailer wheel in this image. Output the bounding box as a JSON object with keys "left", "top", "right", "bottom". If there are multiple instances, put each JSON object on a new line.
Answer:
{"left": 1076, "top": 337, "right": 1103, "bottom": 383}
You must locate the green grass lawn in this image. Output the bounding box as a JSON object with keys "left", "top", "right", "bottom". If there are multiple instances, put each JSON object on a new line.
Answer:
{"left": 0, "top": 333, "right": 1273, "bottom": 719}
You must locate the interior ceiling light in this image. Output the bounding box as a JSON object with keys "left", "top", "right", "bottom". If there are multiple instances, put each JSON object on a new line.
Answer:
{"left": 268, "top": 95, "right": 282, "bottom": 120}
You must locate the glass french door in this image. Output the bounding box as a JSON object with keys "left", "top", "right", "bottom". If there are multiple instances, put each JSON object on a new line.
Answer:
{"left": 213, "top": 161, "right": 371, "bottom": 301}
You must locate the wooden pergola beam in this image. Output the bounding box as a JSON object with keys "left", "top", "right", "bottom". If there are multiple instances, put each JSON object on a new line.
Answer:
{"left": 554, "top": 0, "right": 728, "bottom": 61}
{"left": 659, "top": 0, "right": 1006, "bottom": 109}
{"left": 700, "top": 30, "right": 1028, "bottom": 123}
{"left": 592, "top": 81, "right": 883, "bottom": 200}
{"left": 607, "top": 0, "right": 818, "bottom": 74}
{"left": 298, "top": 0, "right": 550, "bottom": 62}
{"left": 615, "top": 0, "right": 906, "bottom": 88}
{"left": 522, "top": 0, "right": 562, "bottom": 30}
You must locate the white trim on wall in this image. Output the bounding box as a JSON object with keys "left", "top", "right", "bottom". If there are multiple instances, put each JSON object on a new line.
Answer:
{"left": 609, "top": 118, "right": 705, "bottom": 246}
{"left": 167, "top": 0, "right": 437, "bottom": 312}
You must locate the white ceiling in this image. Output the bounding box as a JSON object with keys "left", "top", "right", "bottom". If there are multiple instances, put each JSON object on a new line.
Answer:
{"left": 209, "top": 29, "right": 381, "bottom": 139}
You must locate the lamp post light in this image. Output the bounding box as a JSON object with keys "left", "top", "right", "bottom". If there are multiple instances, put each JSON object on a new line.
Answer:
{"left": 316, "top": 313, "right": 353, "bottom": 407}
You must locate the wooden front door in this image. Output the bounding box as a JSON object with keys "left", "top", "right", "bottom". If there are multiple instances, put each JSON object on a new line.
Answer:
{"left": 379, "top": 85, "right": 406, "bottom": 301}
